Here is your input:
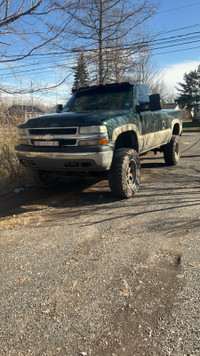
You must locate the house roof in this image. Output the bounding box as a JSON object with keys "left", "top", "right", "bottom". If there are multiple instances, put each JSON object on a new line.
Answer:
{"left": 10, "top": 105, "right": 44, "bottom": 113}
{"left": 162, "top": 103, "right": 177, "bottom": 110}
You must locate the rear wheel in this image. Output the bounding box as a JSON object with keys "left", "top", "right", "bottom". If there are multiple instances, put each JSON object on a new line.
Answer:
{"left": 108, "top": 148, "right": 141, "bottom": 199}
{"left": 163, "top": 135, "right": 180, "bottom": 166}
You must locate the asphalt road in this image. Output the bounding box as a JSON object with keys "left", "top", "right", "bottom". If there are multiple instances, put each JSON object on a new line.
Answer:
{"left": 0, "top": 132, "right": 200, "bottom": 356}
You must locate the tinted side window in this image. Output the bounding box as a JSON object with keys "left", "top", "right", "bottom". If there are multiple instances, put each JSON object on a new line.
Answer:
{"left": 137, "top": 85, "right": 151, "bottom": 103}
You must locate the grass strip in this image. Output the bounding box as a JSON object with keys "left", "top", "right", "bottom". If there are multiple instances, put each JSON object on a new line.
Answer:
{"left": 183, "top": 120, "right": 200, "bottom": 130}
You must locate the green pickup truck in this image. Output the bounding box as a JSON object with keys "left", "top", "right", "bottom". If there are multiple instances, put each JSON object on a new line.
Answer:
{"left": 15, "top": 82, "right": 182, "bottom": 198}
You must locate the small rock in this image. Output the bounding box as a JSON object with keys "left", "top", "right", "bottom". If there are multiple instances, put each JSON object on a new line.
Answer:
{"left": 14, "top": 187, "right": 24, "bottom": 193}
{"left": 177, "top": 274, "right": 184, "bottom": 279}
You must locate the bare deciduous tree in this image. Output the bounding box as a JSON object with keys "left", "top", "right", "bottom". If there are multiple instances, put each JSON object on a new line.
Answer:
{"left": 0, "top": 0, "right": 72, "bottom": 93}
{"left": 54, "top": 0, "right": 160, "bottom": 83}
{"left": 124, "top": 49, "right": 166, "bottom": 97}
{"left": 0, "top": 0, "right": 163, "bottom": 96}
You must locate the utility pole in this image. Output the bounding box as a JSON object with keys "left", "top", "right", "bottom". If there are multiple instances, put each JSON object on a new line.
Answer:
{"left": 31, "top": 81, "right": 33, "bottom": 118}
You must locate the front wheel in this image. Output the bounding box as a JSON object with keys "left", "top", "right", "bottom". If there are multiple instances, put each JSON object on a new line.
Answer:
{"left": 108, "top": 148, "right": 141, "bottom": 199}
{"left": 163, "top": 135, "right": 180, "bottom": 166}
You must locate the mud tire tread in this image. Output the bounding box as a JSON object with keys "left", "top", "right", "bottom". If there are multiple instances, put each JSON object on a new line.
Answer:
{"left": 108, "top": 148, "right": 140, "bottom": 199}
{"left": 163, "top": 135, "right": 180, "bottom": 166}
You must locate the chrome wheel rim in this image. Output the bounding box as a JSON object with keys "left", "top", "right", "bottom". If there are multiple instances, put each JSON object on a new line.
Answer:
{"left": 126, "top": 159, "right": 137, "bottom": 188}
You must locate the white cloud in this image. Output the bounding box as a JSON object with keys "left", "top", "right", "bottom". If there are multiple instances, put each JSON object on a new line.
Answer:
{"left": 161, "top": 60, "right": 200, "bottom": 94}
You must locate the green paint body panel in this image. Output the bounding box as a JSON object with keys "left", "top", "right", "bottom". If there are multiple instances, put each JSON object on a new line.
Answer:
{"left": 16, "top": 82, "right": 182, "bottom": 172}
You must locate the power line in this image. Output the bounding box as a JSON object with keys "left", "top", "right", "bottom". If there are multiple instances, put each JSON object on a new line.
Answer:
{"left": 1, "top": 22, "right": 200, "bottom": 64}
{"left": 157, "top": 2, "right": 200, "bottom": 14}
{"left": 149, "top": 38, "right": 200, "bottom": 52}
{"left": 0, "top": 35, "right": 199, "bottom": 79}
{"left": 0, "top": 22, "right": 200, "bottom": 80}
{"left": 1, "top": 21, "right": 200, "bottom": 62}
{"left": 159, "top": 22, "right": 200, "bottom": 35}
{"left": 151, "top": 44, "right": 200, "bottom": 56}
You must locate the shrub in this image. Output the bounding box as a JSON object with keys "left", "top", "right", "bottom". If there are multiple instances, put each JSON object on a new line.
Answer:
{"left": 0, "top": 129, "right": 26, "bottom": 194}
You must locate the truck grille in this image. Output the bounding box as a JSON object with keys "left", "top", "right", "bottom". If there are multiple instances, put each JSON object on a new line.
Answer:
{"left": 30, "top": 139, "right": 76, "bottom": 146}
{"left": 29, "top": 128, "right": 77, "bottom": 135}
{"left": 26, "top": 127, "right": 79, "bottom": 147}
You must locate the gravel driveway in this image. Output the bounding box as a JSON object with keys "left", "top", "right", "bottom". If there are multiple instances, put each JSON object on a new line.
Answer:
{"left": 0, "top": 131, "right": 199, "bottom": 356}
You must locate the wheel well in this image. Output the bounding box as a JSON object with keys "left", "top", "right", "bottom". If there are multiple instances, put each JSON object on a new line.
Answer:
{"left": 115, "top": 131, "right": 138, "bottom": 152}
{"left": 172, "top": 123, "right": 180, "bottom": 135}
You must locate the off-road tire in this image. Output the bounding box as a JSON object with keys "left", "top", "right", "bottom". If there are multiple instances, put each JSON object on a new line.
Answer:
{"left": 25, "top": 168, "right": 59, "bottom": 188}
{"left": 108, "top": 148, "right": 141, "bottom": 199}
{"left": 163, "top": 135, "right": 180, "bottom": 166}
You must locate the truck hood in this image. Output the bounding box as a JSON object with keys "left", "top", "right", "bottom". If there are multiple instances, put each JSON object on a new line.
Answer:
{"left": 19, "top": 110, "right": 130, "bottom": 128}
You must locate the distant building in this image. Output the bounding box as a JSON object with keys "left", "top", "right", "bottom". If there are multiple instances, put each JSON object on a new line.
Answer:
{"left": 162, "top": 102, "right": 179, "bottom": 110}
{"left": 9, "top": 105, "right": 45, "bottom": 120}
{"left": 162, "top": 102, "right": 194, "bottom": 119}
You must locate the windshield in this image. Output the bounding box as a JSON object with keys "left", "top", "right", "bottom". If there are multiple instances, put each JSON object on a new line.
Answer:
{"left": 63, "top": 87, "right": 133, "bottom": 112}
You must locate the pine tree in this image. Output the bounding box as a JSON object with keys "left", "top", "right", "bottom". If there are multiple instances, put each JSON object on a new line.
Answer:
{"left": 176, "top": 65, "right": 200, "bottom": 120}
{"left": 73, "top": 53, "right": 89, "bottom": 89}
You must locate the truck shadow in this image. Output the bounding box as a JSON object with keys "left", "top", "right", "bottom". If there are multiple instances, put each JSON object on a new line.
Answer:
{"left": 0, "top": 177, "right": 115, "bottom": 218}
{"left": 1, "top": 154, "right": 198, "bottom": 220}
{"left": 141, "top": 162, "right": 166, "bottom": 168}
{"left": 1, "top": 177, "right": 200, "bottom": 230}
{"left": 140, "top": 154, "right": 166, "bottom": 168}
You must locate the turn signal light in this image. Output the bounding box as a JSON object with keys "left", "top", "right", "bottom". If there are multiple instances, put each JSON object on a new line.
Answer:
{"left": 99, "top": 138, "right": 109, "bottom": 145}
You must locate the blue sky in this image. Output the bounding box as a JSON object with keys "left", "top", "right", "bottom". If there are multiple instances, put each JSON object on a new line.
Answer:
{"left": 147, "top": 0, "right": 200, "bottom": 93}
{"left": 149, "top": 0, "right": 200, "bottom": 65}
{"left": 1, "top": 0, "right": 200, "bottom": 105}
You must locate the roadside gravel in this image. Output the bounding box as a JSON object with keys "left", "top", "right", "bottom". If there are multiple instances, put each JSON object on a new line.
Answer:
{"left": 0, "top": 132, "right": 199, "bottom": 355}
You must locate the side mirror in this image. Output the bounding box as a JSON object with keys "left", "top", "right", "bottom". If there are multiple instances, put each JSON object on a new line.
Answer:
{"left": 149, "top": 94, "right": 162, "bottom": 111}
{"left": 136, "top": 102, "right": 150, "bottom": 113}
{"left": 56, "top": 104, "right": 63, "bottom": 113}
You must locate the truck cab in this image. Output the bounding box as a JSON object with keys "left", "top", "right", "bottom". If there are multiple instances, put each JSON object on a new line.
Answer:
{"left": 15, "top": 82, "right": 182, "bottom": 198}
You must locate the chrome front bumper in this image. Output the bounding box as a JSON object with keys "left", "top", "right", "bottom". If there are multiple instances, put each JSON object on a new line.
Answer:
{"left": 15, "top": 147, "right": 114, "bottom": 171}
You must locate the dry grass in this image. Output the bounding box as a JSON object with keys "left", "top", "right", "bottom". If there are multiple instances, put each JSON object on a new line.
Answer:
{"left": 0, "top": 129, "right": 26, "bottom": 194}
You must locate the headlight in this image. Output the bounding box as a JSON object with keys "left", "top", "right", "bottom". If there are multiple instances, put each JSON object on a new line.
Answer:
{"left": 79, "top": 125, "right": 107, "bottom": 134}
{"left": 78, "top": 139, "right": 100, "bottom": 146}
{"left": 18, "top": 128, "right": 27, "bottom": 136}
{"left": 78, "top": 125, "right": 109, "bottom": 146}
{"left": 78, "top": 138, "right": 109, "bottom": 146}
